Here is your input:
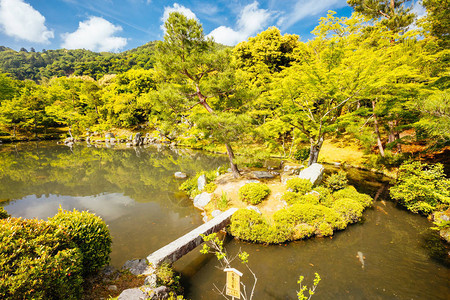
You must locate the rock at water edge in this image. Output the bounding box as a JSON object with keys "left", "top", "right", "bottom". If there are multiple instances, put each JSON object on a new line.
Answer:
{"left": 298, "top": 163, "right": 324, "bottom": 185}
{"left": 174, "top": 172, "right": 187, "bottom": 179}
{"left": 193, "top": 192, "right": 212, "bottom": 209}
{"left": 122, "top": 259, "right": 148, "bottom": 275}
{"left": 197, "top": 174, "right": 207, "bottom": 191}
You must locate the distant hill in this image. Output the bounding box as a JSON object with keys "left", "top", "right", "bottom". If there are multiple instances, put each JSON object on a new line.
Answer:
{"left": 0, "top": 42, "right": 156, "bottom": 81}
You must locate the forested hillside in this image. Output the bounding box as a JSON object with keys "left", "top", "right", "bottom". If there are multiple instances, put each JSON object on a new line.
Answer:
{"left": 0, "top": 5, "right": 448, "bottom": 171}
{"left": 0, "top": 42, "right": 156, "bottom": 81}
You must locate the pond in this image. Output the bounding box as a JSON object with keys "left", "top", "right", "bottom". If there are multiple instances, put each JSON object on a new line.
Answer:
{"left": 0, "top": 142, "right": 448, "bottom": 299}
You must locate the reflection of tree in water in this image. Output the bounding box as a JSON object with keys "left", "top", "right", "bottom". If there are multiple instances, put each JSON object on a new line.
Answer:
{"left": 0, "top": 142, "right": 227, "bottom": 207}
{"left": 420, "top": 229, "right": 450, "bottom": 267}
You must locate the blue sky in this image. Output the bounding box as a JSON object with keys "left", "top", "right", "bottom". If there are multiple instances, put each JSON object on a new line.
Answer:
{"left": 0, "top": 0, "right": 424, "bottom": 53}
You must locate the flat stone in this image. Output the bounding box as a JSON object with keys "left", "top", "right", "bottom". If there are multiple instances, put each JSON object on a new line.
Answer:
{"left": 108, "top": 285, "right": 118, "bottom": 291}
{"left": 122, "top": 259, "right": 148, "bottom": 275}
{"left": 118, "top": 288, "right": 148, "bottom": 300}
{"left": 174, "top": 172, "right": 187, "bottom": 179}
{"left": 298, "top": 163, "right": 324, "bottom": 185}
{"left": 149, "top": 286, "right": 171, "bottom": 299}
{"left": 193, "top": 192, "right": 211, "bottom": 209}
{"left": 253, "top": 171, "right": 275, "bottom": 179}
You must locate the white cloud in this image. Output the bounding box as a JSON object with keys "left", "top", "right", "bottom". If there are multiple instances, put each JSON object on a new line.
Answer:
{"left": 277, "top": 0, "right": 346, "bottom": 30}
{"left": 0, "top": 0, "right": 54, "bottom": 43}
{"left": 208, "top": 1, "right": 273, "bottom": 46}
{"left": 161, "top": 3, "right": 198, "bottom": 31}
{"left": 61, "top": 16, "right": 127, "bottom": 52}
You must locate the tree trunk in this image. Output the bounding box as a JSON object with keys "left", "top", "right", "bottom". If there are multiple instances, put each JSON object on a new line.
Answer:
{"left": 372, "top": 100, "right": 385, "bottom": 157}
{"left": 225, "top": 143, "right": 240, "bottom": 178}
{"left": 308, "top": 137, "right": 323, "bottom": 166}
{"left": 388, "top": 121, "right": 395, "bottom": 144}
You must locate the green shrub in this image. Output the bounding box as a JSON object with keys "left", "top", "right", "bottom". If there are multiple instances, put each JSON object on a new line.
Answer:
{"left": 292, "top": 223, "right": 315, "bottom": 240}
{"left": 0, "top": 207, "right": 9, "bottom": 219}
{"left": 0, "top": 218, "right": 83, "bottom": 299}
{"left": 204, "top": 182, "right": 217, "bottom": 193}
{"left": 218, "top": 191, "right": 228, "bottom": 210}
{"left": 294, "top": 148, "right": 310, "bottom": 161}
{"left": 49, "top": 209, "right": 112, "bottom": 275}
{"left": 333, "top": 186, "right": 373, "bottom": 208}
{"left": 281, "top": 191, "right": 300, "bottom": 205}
{"left": 390, "top": 161, "right": 450, "bottom": 214}
{"left": 179, "top": 170, "right": 218, "bottom": 198}
{"left": 325, "top": 170, "right": 348, "bottom": 191}
{"left": 313, "top": 187, "right": 334, "bottom": 207}
{"left": 332, "top": 198, "right": 365, "bottom": 223}
{"left": 238, "top": 183, "right": 271, "bottom": 205}
{"left": 286, "top": 178, "right": 312, "bottom": 194}
{"left": 156, "top": 262, "right": 183, "bottom": 294}
{"left": 316, "top": 222, "right": 333, "bottom": 237}
{"left": 229, "top": 209, "right": 268, "bottom": 242}
{"left": 297, "top": 193, "right": 320, "bottom": 205}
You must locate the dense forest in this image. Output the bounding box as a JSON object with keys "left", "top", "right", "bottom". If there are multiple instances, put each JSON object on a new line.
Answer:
{"left": 0, "top": 1, "right": 449, "bottom": 171}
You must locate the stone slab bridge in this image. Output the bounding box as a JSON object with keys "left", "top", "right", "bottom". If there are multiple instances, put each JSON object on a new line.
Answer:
{"left": 144, "top": 207, "right": 238, "bottom": 274}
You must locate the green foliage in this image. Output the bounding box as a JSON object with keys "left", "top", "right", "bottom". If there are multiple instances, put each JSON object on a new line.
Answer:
{"left": 286, "top": 178, "right": 313, "bottom": 194}
{"left": 282, "top": 191, "right": 301, "bottom": 205}
{"left": 204, "top": 182, "right": 217, "bottom": 193}
{"left": 0, "top": 207, "right": 9, "bottom": 219}
{"left": 313, "top": 186, "right": 334, "bottom": 207}
{"left": 179, "top": 170, "right": 218, "bottom": 198}
{"left": 332, "top": 198, "right": 365, "bottom": 223}
{"left": 294, "top": 148, "right": 310, "bottom": 161}
{"left": 325, "top": 170, "right": 348, "bottom": 191}
{"left": 297, "top": 273, "right": 321, "bottom": 300}
{"left": 333, "top": 186, "right": 373, "bottom": 208}
{"left": 390, "top": 161, "right": 450, "bottom": 214}
{"left": 216, "top": 191, "right": 228, "bottom": 211}
{"left": 48, "top": 208, "right": 112, "bottom": 275}
{"left": 0, "top": 217, "right": 83, "bottom": 299}
{"left": 155, "top": 262, "right": 183, "bottom": 294}
{"left": 238, "top": 182, "right": 271, "bottom": 205}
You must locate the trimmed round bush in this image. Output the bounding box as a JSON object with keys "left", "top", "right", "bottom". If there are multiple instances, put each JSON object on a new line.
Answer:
{"left": 229, "top": 209, "right": 268, "bottom": 242}
{"left": 239, "top": 183, "right": 271, "bottom": 205}
{"left": 332, "top": 198, "right": 365, "bottom": 223}
{"left": 281, "top": 191, "right": 300, "bottom": 205}
{"left": 49, "top": 209, "right": 112, "bottom": 275}
{"left": 325, "top": 170, "right": 348, "bottom": 191}
{"left": 292, "top": 223, "right": 315, "bottom": 240}
{"left": 0, "top": 218, "right": 83, "bottom": 300}
{"left": 297, "top": 193, "right": 320, "bottom": 205}
{"left": 316, "top": 222, "right": 333, "bottom": 237}
{"left": 286, "top": 178, "right": 312, "bottom": 195}
{"left": 0, "top": 207, "right": 9, "bottom": 219}
{"left": 313, "top": 186, "right": 334, "bottom": 207}
{"left": 333, "top": 186, "right": 373, "bottom": 208}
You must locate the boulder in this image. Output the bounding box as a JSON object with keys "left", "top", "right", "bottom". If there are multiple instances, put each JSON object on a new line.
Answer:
{"left": 174, "top": 172, "right": 187, "bottom": 179}
{"left": 133, "top": 133, "right": 142, "bottom": 146}
{"left": 193, "top": 192, "right": 212, "bottom": 209}
{"left": 149, "top": 286, "right": 171, "bottom": 299}
{"left": 105, "top": 132, "right": 115, "bottom": 139}
{"left": 122, "top": 259, "right": 149, "bottom": 275}
{"left": 118, "top": 287, "right": 149, "bottom": 300}
{"left": 298, "top": 163, "right": 324, "bottom": 185}
{"left": 253, "top": 171, "right": 275, "bottom": 179}
{"left": 197, "top": 174, "right": 207, "bottom": 191}
{"left": 144, "top": 273, "right": 157, "bottom": 288}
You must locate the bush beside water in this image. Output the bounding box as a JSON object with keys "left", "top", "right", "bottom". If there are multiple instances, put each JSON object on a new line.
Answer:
{"left": 229, "top": 180, "right": 373, "bottom": 243}
{"left": 238, "top": 183, "right": 271, "bottom": 205}
{"left": 0, "top": 208, "right": 112, "bottom": 299}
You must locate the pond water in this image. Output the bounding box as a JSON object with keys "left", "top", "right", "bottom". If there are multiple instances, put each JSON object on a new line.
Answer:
{"left": 0, "top": 142, "right": 448, "bottom": 299}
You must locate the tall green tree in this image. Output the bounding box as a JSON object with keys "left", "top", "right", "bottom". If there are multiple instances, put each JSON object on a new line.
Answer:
{"left": 421, "top": 0, "right": 450, "bottom": 48}
{"left": 154, "top": 12, "right": 248, "bottom": 178}
{"left": 271, "top": 12, "right": 385, "bottom": 165}
{"left": 347, "top": 0, "right": 415, "bottom": 33}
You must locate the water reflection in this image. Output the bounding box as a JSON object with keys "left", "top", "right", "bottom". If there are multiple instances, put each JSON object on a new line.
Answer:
{"left": 0, "top": 142, "right": 228, "bottom": 266}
